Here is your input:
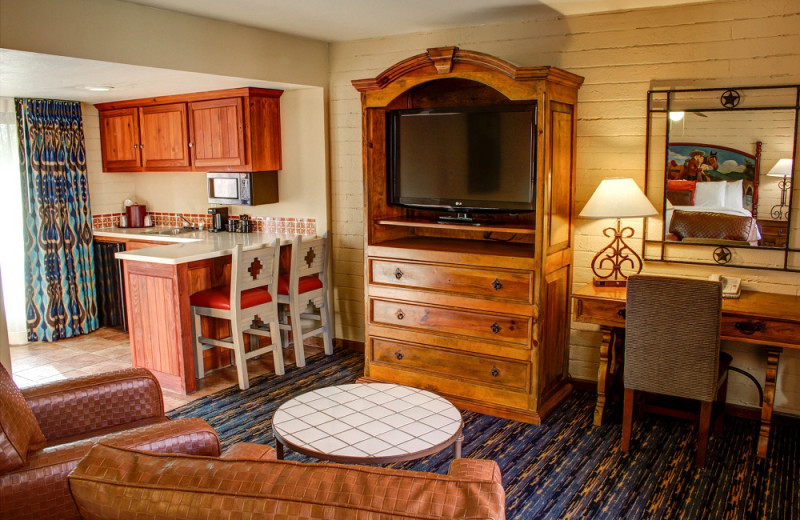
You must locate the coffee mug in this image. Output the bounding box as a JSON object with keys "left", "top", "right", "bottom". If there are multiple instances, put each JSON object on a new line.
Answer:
{"left": 143, "top": 215, "right": 153, "bottom": 227}
{"left": 119, "top": 215, "right": 128, "bottom": 228}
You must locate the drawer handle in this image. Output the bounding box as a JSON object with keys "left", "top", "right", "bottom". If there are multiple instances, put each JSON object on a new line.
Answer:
{"left": 491, "top": 278, "right": 503, "bottom": 291}
{"left": 490, "top": 366, "right": 500, "bottom": 377}
{"left": 394, "top": 268, "right": 403, "bottom": 280}
{"left": 490, "top": 322, "right": 502, "bottom": 334}
{"left": 395, "top": 351, "right": 404, "bottom": 360}
{"left": 734, "top": 320, "right": 765, "bottom": 335}
{"left": 617, "top": 309, "right": 626, "bottom": 319}
{"left": 396, "top": 309, "right": 405, "bottom": 320}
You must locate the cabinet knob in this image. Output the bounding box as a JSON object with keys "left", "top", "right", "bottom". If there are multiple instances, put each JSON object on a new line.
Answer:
{"left": 133, "top": 144, "right": 139, "bottom": 149}
{"left": 734, "top": 320, "right": 765, "bottom": 335}
{"left": 490, "top": 322, "right": 502, "bottom": 334}
{"left": 188, "top": 141, "right": 193, "bottom": 148}
{"left": 139, "top": 143, "right": 144, "bottom": 149}
{"left": 490, "top": 366, "right": 500, "bottom": 377}
{"left": 396, "top": 309, "right": 405, "bottom": 320}
{"left": 395, "top": 351, "right": 404, "bottom": 360}
{"left": 394, "top": 268, "right": 403, "bottom": 280}
{"left": 491, "top": 278, "right": 503, "bottom": 291}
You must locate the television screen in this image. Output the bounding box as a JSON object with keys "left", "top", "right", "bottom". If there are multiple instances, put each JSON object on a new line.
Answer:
{"left": 389, "top": 104, "right": 536, "bottom": 213}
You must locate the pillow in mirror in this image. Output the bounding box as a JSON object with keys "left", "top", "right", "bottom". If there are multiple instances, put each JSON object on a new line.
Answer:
{"left": 724, "top": 179, "right": 744, "bottom": 209}
{"left": 693, "top": 181, "right": 726, "bottom": 207}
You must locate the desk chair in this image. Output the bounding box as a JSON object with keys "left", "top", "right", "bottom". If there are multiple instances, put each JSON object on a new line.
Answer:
{"left": 621, "top": 274, "right": 732, "bottom": 467}
{"left": 278, "top": 234, "right": 333, "bottom": 367}
{"left": 190, "top": 241, "right": 284, "bottom": 390}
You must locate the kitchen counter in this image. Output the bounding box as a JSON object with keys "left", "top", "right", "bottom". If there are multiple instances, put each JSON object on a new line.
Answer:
{"left": 99, "top": 226, "right": 306, "bottom": 394}
{"left": 94, "top": 227, "right": 297, "bottom": 265}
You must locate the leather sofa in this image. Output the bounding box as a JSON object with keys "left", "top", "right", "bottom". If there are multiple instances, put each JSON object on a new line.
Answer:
{"left": 69, "top": 442, "right": 506, "bottom": 519}
{"left": 0, "top": 365, "right": 220, "bottom": 520}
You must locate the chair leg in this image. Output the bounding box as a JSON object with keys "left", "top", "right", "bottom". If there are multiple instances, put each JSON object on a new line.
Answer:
{"left": 289, "top": 303, "right": 306, "bottom": 368}
{"left": 319, "top": 295, "right": 333, "bottom": 356}
{"left": 271, "top": 321, "right": 285, "bottom": 376}
{"left": 231, "top": 320, "right": 249, "bottom": 391}
{"left": 715, "top": 372, "right": 729, "bottom": 434}
{"left": 696, "top": 400, "right": 713, "bottom": 467}
{"left": 621, "top": 389, "right": 635, "bottom": 452}
{"left": 278, "top": 305, "right": 290, "bottom": 348}
{"left": 193, "top": 311, "right": 205, "bottom": 380}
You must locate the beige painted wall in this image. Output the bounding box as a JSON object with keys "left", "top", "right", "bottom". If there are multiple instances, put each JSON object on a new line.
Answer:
{"left": 0, "top": 0, "right": 328, "bottom": 88}
{"left": 84, "top": 87, "right": 329, "bottom": 233}
{"left": 327, "top": 0, "right": 800, "bottom": 413}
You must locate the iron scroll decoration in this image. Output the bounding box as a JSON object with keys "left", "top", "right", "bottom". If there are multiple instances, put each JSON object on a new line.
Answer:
{"left": 589, "top": 223, "right": 644, "bottom": 284}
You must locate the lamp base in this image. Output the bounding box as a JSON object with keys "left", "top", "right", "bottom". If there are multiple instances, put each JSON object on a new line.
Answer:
{"left": 593, "top": 278, "right": 627, "bottom": 287}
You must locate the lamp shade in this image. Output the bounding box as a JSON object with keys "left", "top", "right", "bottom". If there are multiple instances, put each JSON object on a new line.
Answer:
{"left": 767, "top": 158, "right": 793, "bottom": 177}
{"left": 579, "top": 178, "right": 658, "bottom": 219}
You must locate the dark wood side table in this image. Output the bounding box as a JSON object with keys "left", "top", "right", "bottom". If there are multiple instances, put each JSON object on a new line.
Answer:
{"left": 757, "top": 219, "right": 789, "bottom": 247}
{"left": 572, "top": 284, "right": 800, "bottom": 459}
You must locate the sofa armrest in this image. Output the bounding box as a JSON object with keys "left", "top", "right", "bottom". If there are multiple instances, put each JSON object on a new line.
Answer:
{"left": 21, "top": 368, "right": 164, "bottom": 442}
{"left": 448, "top": 458, "right": 503, "bottom": 485}
{"left": 221, "top": 442, "right": 277, "bottom": 461}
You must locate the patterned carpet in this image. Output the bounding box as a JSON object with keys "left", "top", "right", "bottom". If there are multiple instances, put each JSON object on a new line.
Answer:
{"left": 169, "top": 349, "right": 799, "bottom": 520}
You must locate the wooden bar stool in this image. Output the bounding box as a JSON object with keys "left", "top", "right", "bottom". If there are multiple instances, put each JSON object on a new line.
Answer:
{"left": 190, "top": 240, "right": 284, "bottom": 390}
{"left": 278, "top": 234, "right": 333, "bottom": 367}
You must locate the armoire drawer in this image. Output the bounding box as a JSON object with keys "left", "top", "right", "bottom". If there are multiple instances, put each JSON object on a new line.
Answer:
{"left": 370, "top": 259, "right": 532, "bottom": 303}
{"left": 371, "top": 338, "right": 529, "bottom": 391}
{"left": 371, "top": 298, "right": 531, "bottom": 346}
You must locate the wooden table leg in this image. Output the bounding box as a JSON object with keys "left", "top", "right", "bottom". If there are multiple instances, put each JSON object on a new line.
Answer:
{"left": 758, "top": 347, "right": 782, "bottom": 458}
{"left": 276, "top": 439, "right": 285, "bottom": 460}
{"left": 595, "top": 326, "right": 622, "bottom": 426}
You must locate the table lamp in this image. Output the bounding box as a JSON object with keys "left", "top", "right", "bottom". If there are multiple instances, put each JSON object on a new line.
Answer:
{"left": 580, "top": 178, "right": 658, "bottom": 287}
{"left": 767, "top": 158, "right": 793, "bottom": 220}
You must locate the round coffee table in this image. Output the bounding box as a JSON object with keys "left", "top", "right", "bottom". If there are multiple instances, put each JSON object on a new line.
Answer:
{"left": 272, "top": 383, "right": 464, "bottom": 464}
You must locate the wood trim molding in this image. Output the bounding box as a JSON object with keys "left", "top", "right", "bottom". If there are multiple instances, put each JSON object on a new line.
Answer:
{"left": 95, "top": 87, "right": 283, "bottom": 111}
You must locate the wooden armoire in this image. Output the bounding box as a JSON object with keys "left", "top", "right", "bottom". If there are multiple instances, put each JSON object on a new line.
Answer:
{"left": 353, "top": 47, "right": 583, "bottom": 423}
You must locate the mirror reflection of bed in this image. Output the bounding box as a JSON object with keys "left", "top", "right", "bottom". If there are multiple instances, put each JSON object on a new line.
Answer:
{"left": 664, "top": 142, "right": 763, "bottom": 247}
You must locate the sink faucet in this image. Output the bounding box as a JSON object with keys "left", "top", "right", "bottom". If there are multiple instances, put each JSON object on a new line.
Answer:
{"left": 178, "top": 214, "right": 197, "bottom": 229}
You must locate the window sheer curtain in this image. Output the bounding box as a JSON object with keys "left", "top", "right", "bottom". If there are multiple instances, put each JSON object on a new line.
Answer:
{"left": 16, "top": 98, "right": 97, "bottom": 341}
{"left": 0, "top": 98, "right": 27, "bottom": 345}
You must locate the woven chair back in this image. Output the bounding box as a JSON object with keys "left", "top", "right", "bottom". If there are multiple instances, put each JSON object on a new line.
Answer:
{"left": 624, "top": 274, "right": 722, "bottom": 402}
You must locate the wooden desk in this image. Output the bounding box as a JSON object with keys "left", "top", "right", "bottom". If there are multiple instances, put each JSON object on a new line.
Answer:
{"left": 572, "top": 284, "right": 800, "bottom": 458}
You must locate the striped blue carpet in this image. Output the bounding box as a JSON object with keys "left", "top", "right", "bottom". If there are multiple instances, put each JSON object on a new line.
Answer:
{"left": 169, "top": 349, "right": 799, "bottom": 519}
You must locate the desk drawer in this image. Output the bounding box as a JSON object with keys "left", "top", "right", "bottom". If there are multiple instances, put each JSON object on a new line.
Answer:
{"left": 573, "top": 297, "right": 626, "bottom": 327}
{"left": 371, "top": 298, "right": 531, "bottom": 346}
{"left": 721, "top": 315, "right": 800, "bottom": 346}
{"left": 371, "top": 338, "right": 528, "bottom": 391}
{"left": 370, "top": 259, "right": 532, "bottom": 303}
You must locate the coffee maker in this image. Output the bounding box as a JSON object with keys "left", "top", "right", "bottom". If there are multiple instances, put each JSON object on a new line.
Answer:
{"left": 208, "top": 207, "right": 229, "bottom": 233}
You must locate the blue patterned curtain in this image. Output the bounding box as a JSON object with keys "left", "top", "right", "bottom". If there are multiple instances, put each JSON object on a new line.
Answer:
{"left": 16, "top": 99, "right": 97, "bottom": 341}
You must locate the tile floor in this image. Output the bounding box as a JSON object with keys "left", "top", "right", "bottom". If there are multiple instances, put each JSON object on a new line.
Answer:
{"left": 9, "top": 327, "right": 319, "bottom": 411}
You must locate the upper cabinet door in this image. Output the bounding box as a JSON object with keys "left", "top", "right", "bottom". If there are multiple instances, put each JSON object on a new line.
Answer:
{"left": 99, "top": 108, "right": 141, "bottom": 171}
{"left": 139, "top": 103, "right": 191, "bottom": 170}
{"left": 189, "top": 98, "right": 247, "bottom": 168}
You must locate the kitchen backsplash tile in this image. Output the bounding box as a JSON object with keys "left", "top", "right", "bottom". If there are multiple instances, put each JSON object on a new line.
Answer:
{"left": 92, "top": 212, "right": 315, "bottom": 236}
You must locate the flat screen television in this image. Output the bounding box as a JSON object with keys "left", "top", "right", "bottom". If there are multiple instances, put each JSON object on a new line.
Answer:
{"left": 388, "top": 104, "right": 536, "bottom": 219}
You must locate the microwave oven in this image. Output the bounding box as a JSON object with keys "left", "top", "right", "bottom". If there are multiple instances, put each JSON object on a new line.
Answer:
{"left": 207, "top": 172, "right": 278, "bottom": 206}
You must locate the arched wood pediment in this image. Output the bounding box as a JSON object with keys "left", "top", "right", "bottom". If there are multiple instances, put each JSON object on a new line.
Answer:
{"left": 352, "top": 46, "right": 583, "bottom": 107}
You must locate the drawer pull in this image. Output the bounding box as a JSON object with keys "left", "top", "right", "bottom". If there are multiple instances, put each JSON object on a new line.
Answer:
{"left": 490, "top": 366, "right": 500, "bottom": 378}
{"left": 396, "top": 309, "right": 405, "bottom": 320}
{"left": 394, "top": 268, "right": 403, "bottom": 280}
{"left": 491, "top": 278, "right": 503, "bottom": 291}
{"left": 395, "top": 351, "right": 404, "bottom": 360}
{"left": 617, "top": 309, "right": 626, "bottom": 319}
{"left": 734, "top": 320, "right": 765, "bottom": 335}
{"left": 490, "top": 322, "right": 502, "bottom": 334}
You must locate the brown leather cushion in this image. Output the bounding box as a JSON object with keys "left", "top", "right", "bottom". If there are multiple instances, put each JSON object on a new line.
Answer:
{"left": 669, "top": 210, "right": 755, "bottom": 242}
{"left": 69, "top": 443, "right": 506, "bottom": 520}
{"left": 0, "top": 364, "right": 46, "bottom": 472}
{"left": 666, "top": 189, "right": 693, "bottom": 206}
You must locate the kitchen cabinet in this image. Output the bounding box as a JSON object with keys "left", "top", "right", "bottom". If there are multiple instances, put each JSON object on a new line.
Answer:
{"left": 96, "top": 88, "right": 282, "bottom": 173}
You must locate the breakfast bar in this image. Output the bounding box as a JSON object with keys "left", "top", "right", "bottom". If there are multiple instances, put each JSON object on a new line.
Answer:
{"left": 94, "top": 228, "right": 301, "bottom": 394}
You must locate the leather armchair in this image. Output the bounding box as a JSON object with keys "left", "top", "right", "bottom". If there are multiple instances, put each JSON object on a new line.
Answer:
{"left": 0, "top": 365, "right": 220, "bottom": 520}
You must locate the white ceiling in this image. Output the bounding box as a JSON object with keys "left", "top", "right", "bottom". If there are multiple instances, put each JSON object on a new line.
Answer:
{"left": 123, "top": 0, "right": 711, "bottom": 42}
{"left": 0, "top": 0, "right": 710, "bottom": 104}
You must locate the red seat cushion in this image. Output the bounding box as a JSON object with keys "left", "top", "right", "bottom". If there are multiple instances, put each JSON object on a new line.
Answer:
{"left": 278, "top": 275, "right": 323, "bottom": 295}
{"left": 190, "top": 286, "right": 271, "bottom": 310}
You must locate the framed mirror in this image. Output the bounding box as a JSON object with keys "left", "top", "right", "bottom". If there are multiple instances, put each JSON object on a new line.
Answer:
{"left": 643, "top": 85, "right": 799, "bottom": 271}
